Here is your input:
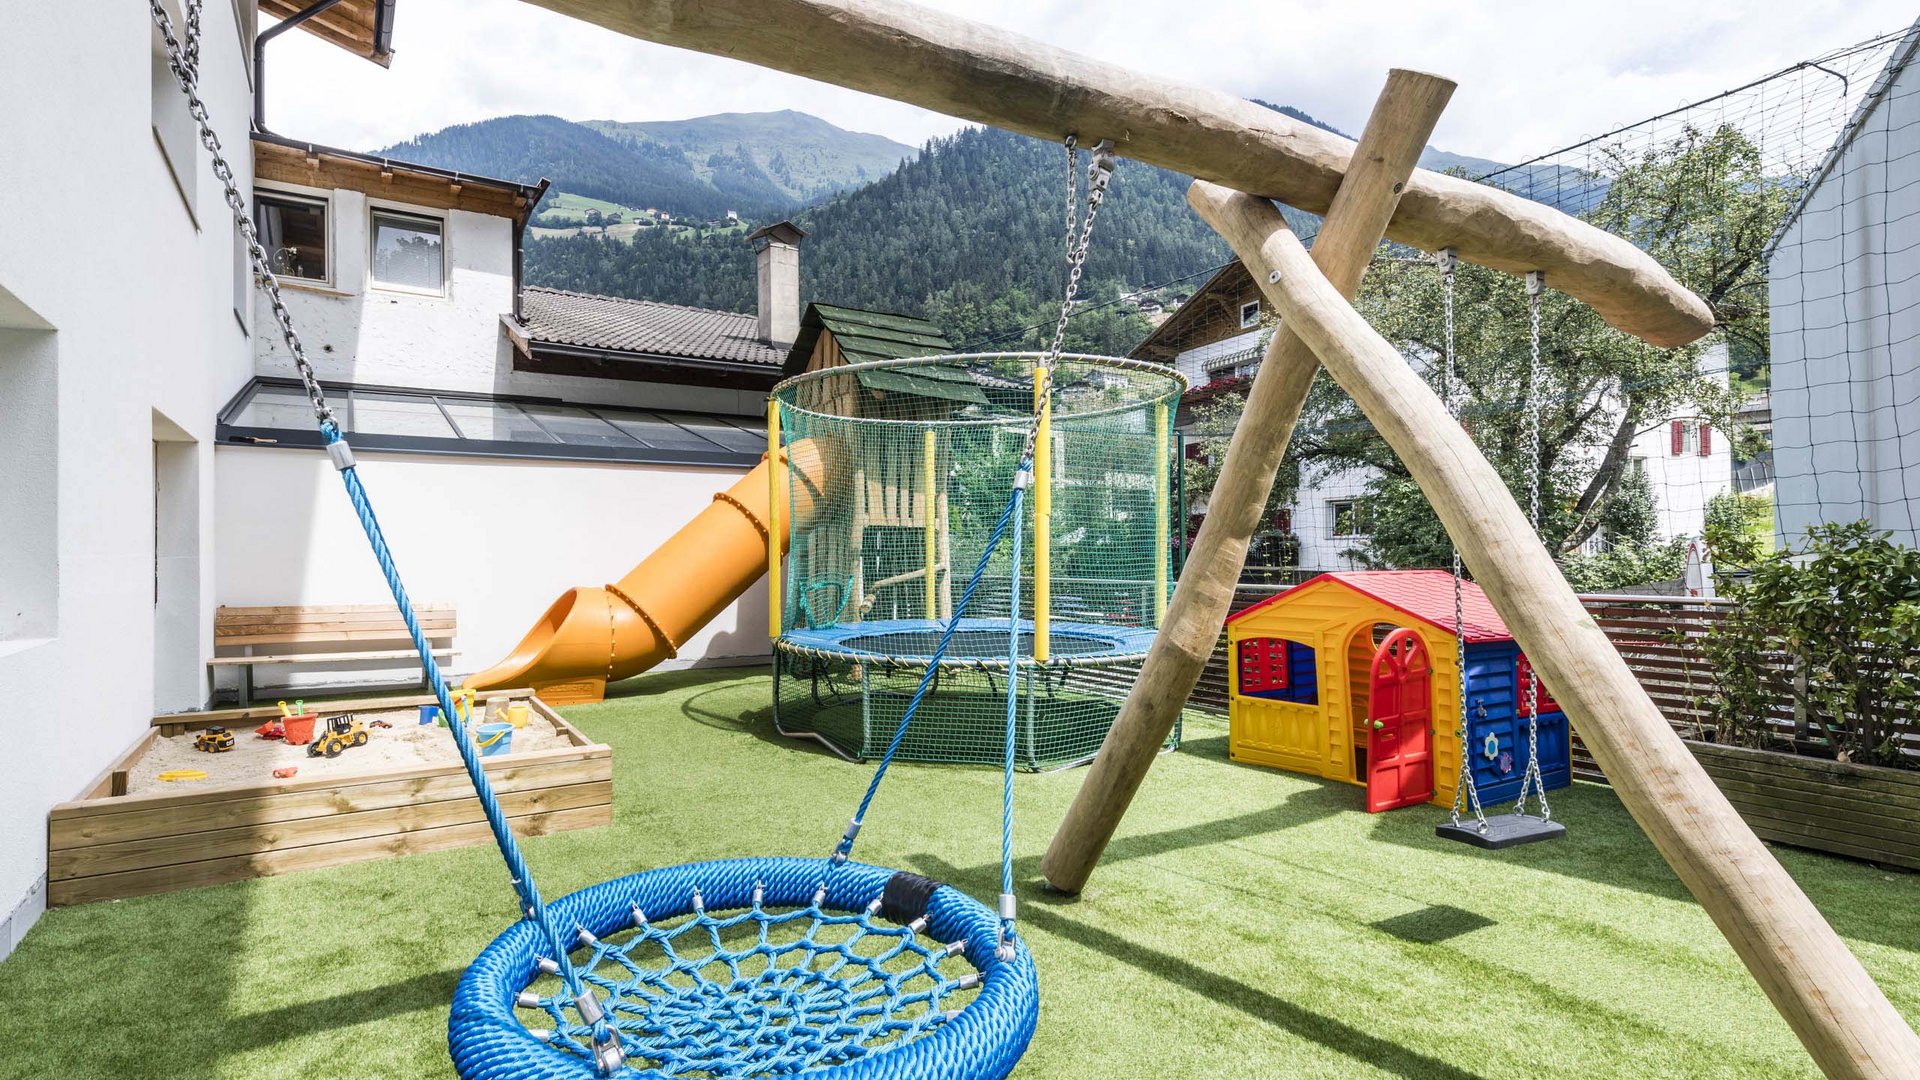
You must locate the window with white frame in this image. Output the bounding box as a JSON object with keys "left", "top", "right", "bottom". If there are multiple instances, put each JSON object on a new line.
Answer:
{"left": 253, "top": 191, "right": 330, "bottom": 283}
{"left": 1330, "top": 498, "right": 1372, "bottom": 538}
{"left": 369, "top": 209, "right": 446, "bottom": 293}
{"left": 1239, "top": 300, "right": 1261, "bottom": 329}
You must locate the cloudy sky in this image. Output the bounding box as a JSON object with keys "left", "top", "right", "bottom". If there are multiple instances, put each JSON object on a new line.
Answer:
{"left": 269, "top": 0, "right": 1915, "bottom": 163}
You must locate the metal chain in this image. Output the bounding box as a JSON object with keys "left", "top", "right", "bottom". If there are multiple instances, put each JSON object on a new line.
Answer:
{"left": 1018, "top": 137, "right": 1115, "bottom": 471}
{"left": 149, "top": 0, "right": 337, "bottom": 430}
{"left": 1438, "top": 250, "right": 1488, "bottom": 831}
{"left": 1516, "top": 271, "right": 1551, "bottom": 822}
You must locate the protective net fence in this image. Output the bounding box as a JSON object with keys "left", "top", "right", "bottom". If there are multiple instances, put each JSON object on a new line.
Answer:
{"left": 770, "top": 354, "right": 1184, "bottom": 769}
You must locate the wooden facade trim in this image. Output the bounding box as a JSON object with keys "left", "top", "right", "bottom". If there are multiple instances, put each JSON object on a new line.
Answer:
{"left": 253, "top": 139, "right": 533, "bottom": 224}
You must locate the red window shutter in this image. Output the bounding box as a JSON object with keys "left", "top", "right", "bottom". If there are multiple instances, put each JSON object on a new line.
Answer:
{"left": 1670, "top": 420, "right": 1684, "bottom": 456}
{"left": 1698, "top": 424, "right": 1712, "bottom": 457}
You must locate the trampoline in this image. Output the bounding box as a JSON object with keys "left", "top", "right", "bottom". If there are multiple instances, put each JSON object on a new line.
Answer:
{"left": 780, "top": 618, "right": 1157, "bottom": 668}
{"left": 767, "top": 353, "right": 1185, "bottom": 770}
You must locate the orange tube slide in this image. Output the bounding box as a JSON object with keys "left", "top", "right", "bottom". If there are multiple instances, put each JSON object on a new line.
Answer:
{"left": 463, "top": 440, "right": 832, "bottom": 704}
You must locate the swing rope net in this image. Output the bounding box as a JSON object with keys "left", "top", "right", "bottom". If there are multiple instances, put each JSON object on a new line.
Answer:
{"left": 771, "top": 354, "right": 1186, "bottom": 769}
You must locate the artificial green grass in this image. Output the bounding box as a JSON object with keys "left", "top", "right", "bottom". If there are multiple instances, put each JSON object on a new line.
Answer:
{"left": 2, "top": 668, "right": 1917, "bottom": 1078}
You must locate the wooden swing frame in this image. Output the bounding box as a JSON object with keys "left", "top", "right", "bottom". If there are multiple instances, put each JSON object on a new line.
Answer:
{"left": 525, "top": 3, "right": 1918, "bottom": 1075}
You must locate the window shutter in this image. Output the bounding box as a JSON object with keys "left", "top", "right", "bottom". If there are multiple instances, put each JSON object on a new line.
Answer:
{"left": 1670, "top": 420, "right": 1684, "bottom": 456}
{"left": 1699, "top": 424, "right": 1712, "bottom": 456}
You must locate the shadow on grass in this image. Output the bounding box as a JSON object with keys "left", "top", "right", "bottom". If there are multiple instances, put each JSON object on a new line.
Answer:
{"left": 913, "top": 853, "right": 1491, "bottom": 1080}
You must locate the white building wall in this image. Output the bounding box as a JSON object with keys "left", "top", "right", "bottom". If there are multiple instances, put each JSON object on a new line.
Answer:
{"left": 212, "top": 447, "right": 773, "bottom": 695}
{"left": 1770, "top": 49, "right": 1920, "bottom": 550}
{"left": 0, "top": 0, "right": 256, "bottom": 955}
{"left": 252, "top": 186, "right": 762, "bottom": 416}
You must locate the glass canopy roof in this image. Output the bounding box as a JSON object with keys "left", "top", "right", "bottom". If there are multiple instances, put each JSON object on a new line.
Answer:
{"left": 218, "top": 378, "right": 766, "bottom": 467}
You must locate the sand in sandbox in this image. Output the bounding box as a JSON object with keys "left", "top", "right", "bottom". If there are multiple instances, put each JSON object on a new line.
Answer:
{"left": 130, "top": 701, "right": 570, "bottom": 795}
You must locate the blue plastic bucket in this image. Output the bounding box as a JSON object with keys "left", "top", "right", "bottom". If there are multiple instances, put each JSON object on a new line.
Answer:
{"left": 419, "top": 704, "right": 439, "bottom": 725}
{"left": 473, "top": 722, "right": 513, "bottom": 757}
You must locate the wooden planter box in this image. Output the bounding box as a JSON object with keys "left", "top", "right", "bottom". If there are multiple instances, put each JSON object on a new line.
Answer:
{"left": 47, "top": 691, "right": 612, "bottom": 906}
{"left": 1686, "top": 739, "right": 1920, "bottom": 871}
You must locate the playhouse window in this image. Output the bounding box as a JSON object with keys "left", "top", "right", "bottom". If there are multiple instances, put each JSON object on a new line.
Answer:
{"left": 1237, "top": 637, "right": 1290, "bottom": 694}
{"left": 1515, "top": 653, "right": 1561, "bottom": 714}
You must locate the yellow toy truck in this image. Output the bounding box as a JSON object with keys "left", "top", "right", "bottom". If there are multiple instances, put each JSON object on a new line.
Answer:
{"left": 307, "top": 714, "right": 369, "bottom": 759}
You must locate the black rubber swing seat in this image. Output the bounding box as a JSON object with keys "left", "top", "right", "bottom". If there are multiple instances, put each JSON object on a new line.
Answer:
{"left": 1436, "top": 814, "right": 1567, "bottom": 849}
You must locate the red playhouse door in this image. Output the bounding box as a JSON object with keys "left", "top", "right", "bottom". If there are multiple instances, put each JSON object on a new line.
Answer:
{"left": 1365, "top": 628, "right": 1435, "bottom": 812}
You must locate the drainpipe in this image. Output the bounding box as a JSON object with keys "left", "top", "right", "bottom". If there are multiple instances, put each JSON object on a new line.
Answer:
{"left": 253, "top": 0, "right": 349, "bottom": 132}
{"left": 513, "top": 178, "right": 552, "bottom": 322}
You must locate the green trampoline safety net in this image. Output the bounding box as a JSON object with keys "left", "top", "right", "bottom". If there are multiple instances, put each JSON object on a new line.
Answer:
{"left": 769, "top": 354, "right": 1186, "bottom": 770}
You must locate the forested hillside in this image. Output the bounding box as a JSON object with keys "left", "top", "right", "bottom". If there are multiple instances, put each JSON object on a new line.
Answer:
{"left": 527, "top": 126, "right": 1240, "bottom": 352}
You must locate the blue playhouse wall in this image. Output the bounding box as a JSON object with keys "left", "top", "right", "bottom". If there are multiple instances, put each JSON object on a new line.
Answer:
{"left": 1461, "top": 640, "right": 1571, "bottom": 806}
{"left": 1238, "top": 640, "right": 1319, "bottom": 704}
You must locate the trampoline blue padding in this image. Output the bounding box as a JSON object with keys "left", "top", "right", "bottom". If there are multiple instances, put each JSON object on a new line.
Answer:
{"left": 450, "top": 857, "right": 1039, "bottom": 1080}
{"left": 779, "top": 618, "right": 1157, "bottom": 666}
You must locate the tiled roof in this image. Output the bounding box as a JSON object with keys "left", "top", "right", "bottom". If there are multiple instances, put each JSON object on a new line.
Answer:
{"left": 1228, "top": 569, "right": 1514, "bottom": 642}
{"left": 519, "top": 287, "right": 788, "bottom": 367}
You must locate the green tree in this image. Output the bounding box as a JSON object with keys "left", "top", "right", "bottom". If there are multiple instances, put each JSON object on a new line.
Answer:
{"left": 1702, "top": 489, "right": 1774, "bottom": 569}
{"left": 1286, "top": 125, "right": 1782, "bottom": 567}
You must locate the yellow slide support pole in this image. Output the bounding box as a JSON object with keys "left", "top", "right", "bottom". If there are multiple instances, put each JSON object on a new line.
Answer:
{"left": 923, "top": 428, "right": 939, "bottom": 619}
{"left": 767, "top": 397, "right": 782, "bottom": 641}
{"left": 1033, "top": 367, "right": 1051, "bottom": 662}
{"left": 1153, "top": 401, "right": 1169, "bottom": 626}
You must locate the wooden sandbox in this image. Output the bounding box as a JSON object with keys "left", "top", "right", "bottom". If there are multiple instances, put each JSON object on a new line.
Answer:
{"left": 47, "top": 690, "right": 611, "bottom": 906}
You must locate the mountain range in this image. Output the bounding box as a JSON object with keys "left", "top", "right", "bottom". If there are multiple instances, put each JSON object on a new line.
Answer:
{"left": 376, "top": 111, "right": 913, "bottom": 220}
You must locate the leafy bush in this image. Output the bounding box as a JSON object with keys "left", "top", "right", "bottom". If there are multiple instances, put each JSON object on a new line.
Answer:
{"left": 1703, "top": 490, "right": 1772, "bottom": 569}
{"left": 1557, "top": 536, "right": 1689, "bottom": 592}
{"left": 1704, "top": 521, "right": 1920, "bottom": 768}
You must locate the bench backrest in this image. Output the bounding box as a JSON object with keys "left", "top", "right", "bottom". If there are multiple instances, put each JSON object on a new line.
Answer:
{"left": 214, "top": 604, "right": 457, "bottom": 647}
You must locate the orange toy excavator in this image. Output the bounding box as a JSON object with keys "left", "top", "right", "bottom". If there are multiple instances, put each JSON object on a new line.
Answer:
{"left": 462, "top": 440, "right": 833, "bottom": 704}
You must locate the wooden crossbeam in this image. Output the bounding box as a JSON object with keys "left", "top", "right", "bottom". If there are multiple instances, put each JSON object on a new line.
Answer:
{"left": 1187, "top": 180, "right": 1920, "bottom": 1080}
{"left": 522, "top": 0, "right": 1714, "bottom": 347}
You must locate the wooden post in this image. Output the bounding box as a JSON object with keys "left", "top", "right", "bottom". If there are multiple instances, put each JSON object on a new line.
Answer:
{"left": 526, "top": 0, "right": 1713, "bottom": 347}
{"left": 1044, "top": 69, "right": 1455, "bottom": 894}
{"left": 923, "top": 428, "right": 938, "bottom": 619}
{"left": 766, "top": 397, "right": 782, "bottom": 641}
{"left": 1188, "top": 182, "right": 1920, "bottom": 1080}
{"left": 1152, "top": 401, "right": 1170, "bottom": 626}
{"left": 1033, "top": 366, "right": 1051, "bottom": 662}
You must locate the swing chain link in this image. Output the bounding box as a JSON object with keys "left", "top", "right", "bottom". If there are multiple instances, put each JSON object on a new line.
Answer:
{"left": 1021, "top": 136, "right": 1115, "bottom": 473}
{"left": 1438, "top": 250, "right": 1488, "bottom": 831}
{"left": 149, "top": 0, "right": 338, "bottom": 432}
{"left": 1516, "top": 271, "right": 1551, "bottom": 822}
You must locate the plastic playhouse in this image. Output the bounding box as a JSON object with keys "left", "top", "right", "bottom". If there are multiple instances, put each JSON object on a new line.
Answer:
{"left": 1225, "top": 570, "right": 1571, "bottom": 812}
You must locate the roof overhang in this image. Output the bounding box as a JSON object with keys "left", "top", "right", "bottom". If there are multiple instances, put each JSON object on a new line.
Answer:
{"left": 503, "top": 317, "right": 783, "bottom": 392}
{"left": 253, "top": 134, "right": 546, "bottom": 228}
{"left": 261, "top": 0, "right": 395, "bottom": 66}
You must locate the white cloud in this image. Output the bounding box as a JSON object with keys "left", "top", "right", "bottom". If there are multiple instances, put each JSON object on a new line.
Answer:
{"left": 267, "top": 0, "right": 1916, "bottom": 165}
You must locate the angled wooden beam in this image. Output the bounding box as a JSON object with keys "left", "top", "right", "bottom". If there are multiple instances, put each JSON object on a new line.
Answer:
{"left": 1043, "top": 68, "right": 1456, "bottom": 894}
{"left": 521, "top": 0, "right": 1714, "bottom": 347}
{"left": 1188, "top": 180, "right": 1920, "bottom": 1080}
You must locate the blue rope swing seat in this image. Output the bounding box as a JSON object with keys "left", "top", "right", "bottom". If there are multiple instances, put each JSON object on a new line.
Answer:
{"left": 147, "top": 6, "right": 1126, "bottom": 1071}
{"left": 451, "top": 858, "right": 1036, "bottom": 1079}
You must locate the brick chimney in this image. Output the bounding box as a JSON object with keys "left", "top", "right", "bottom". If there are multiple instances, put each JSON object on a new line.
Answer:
{"left": 748, "top": 221, "right": 806, "bottom": 348}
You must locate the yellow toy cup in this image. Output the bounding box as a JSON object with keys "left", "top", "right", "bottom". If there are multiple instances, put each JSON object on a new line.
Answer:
{"left": 506, "top": 702, "right": 530, "bottom": 729}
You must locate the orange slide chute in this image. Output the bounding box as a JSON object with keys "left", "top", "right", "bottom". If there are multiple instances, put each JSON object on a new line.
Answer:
{"left": 463, "top": 441, "right": 832, "bottom": 704}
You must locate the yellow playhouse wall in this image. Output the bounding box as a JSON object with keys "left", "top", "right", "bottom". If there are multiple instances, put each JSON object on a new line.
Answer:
{"left": 1227, "top": 582, "right": 1463, "bottom": 808}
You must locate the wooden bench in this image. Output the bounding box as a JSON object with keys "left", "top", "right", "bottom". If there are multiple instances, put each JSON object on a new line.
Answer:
{"left": 210, "top": 604, "right": 457, "bottom": 705}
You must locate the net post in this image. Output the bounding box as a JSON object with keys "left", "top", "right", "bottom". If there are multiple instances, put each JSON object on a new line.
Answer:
{"left": 924, "top": 427, "right": 939, "bottom": 619}
{"left": 767, "top": 396, "right": 782, "bottom": 642}
{"left": 1033, "top": 366, "right": 1051, "bottom": 662}
{"left": 1153, "top": 399, "right": 1170, "bottom": 626}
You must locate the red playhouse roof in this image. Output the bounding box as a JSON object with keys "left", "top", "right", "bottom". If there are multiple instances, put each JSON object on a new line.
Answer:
{"left": 1227, "top": 570, "right": 1514, "bottom": 643}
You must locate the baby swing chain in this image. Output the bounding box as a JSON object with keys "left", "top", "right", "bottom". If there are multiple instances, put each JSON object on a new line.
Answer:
{"left": 1439, "top": 249, "right": 1489, "bottom": 832}
{"left": 1515, "top": 272, "right": 1553, "bottom": 822}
